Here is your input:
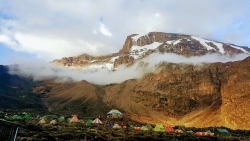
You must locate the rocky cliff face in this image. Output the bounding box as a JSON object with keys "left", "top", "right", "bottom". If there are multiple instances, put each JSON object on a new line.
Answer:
{"left": 40, "top": 56, "right": 250, "bottom": 129}
{"left": 51, "top": 32, "right": 250, "bottom": 70}
{"left": 103, "top": 56, "right": 250, "bottom": 129}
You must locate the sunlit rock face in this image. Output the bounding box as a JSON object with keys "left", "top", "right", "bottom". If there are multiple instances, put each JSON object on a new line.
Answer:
{"left": 51, "top": 32, "right": 250, "bottom": 70}
{"left": 103, "top": 57, "right": 250, "bottom": 129}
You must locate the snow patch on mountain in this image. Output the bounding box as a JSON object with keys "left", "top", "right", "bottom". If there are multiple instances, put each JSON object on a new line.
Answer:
{"left": 166, "top": 39, "right": 182, "bottom": 45}
{"left": 229, "top": 45, "right": 249, "bottom": 53}
{"left": 131, "top": 34, "right": 144, "bottom": 41}
{"left": 191, "top": 36, "right": 225, "bottom": 54}
{"left": 130, "top": 42, "right": 162, "bottom": 59}
{"left": 110, "top": 56, "right": 119, "bottom": 62}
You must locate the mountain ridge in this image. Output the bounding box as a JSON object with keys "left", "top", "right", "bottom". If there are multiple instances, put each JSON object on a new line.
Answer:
{"left": 52, "top": 32, "right": 250, "bottom": 71}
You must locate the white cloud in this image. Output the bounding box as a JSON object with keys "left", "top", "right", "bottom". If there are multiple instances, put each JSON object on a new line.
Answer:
{"left": 8, "top": 53, "right": 249, "bottom": 85}
{"left": 99, "top": 23, "right": 112, "bottom": 37}
{"left": 0, "top": 0, "right": 249, "bottom": 61}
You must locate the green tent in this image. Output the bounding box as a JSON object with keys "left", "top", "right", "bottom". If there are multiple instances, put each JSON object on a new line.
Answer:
{"left": 22, "top": 114, "right": 31, "bottom": 119}
{"left": 80, "top": 119, "right": 84, "bottom": 123}
{"left": 58, "top": 116, "right": 65, "bottom": 122}
{"left": 215, "top": 128, "right": 230, "bottom": 136}
{"left": 141, "top": 126, "right": 149, "bottom": 131}
{"left": 186, "top": 130, "right": 194, "bottom": 134}
{"left": 154, "top": 124, "right": 165, "bottom": 132}
{"left": 146, "top": 124, "right": 153, "bottom": 130}
{"left": 85, "top": 119, "right": 92, "bottom": 125}
{"left": 130, "top": 124, "right": 134, "bottom": 128}
{"left": 12, "top": 115, "right": 23, "bottom": 120}
{"left": 67, "top": 118, "right": 72, "bottom": 122}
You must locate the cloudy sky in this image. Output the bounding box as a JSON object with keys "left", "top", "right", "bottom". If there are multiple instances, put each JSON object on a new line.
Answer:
{"left": 0, "top": 0, "right": 250, "bottom": 65}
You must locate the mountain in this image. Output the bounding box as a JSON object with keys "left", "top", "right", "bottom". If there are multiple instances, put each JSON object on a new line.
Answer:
{"left": 45, "top": 56, "right": 250, "bottom": 129}
{"left": 104, "top": 56, "right": 250, "bottom": 129}
{"left": 52, "top": 32, "right": 250, "bottom": 71}
{"left": 47, "top": 32, "right": 250, "bottom": 129}
{"left": 1, "top": 32, "right": 250, "bottom": 129}
{"left": 0, "top": 65, "right": 45, "bottom": 110}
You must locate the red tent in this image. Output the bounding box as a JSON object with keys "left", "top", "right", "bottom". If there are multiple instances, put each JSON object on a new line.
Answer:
{"left": 165, "top": 125, "right": 174, "bottom": 132}
{"left": 92, "top": 118, "right": 103, "bottom": 124}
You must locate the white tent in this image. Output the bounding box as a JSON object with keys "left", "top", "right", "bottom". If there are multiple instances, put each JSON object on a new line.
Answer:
{"left": 107, "top": 109, "right": 123, "bottom": 118}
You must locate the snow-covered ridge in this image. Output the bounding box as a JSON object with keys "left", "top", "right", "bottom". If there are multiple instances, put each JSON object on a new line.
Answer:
{"left": 130, "top": 42, "right": 162, "bottom": 59}
{"left": 53, "top": 33, "right": 249, "bottom": 73}
{"left": 229, "top": 45, "right": 249, "bottom": 53}
{"left": 191, "top": 36, "right": 225, "bottom": 54}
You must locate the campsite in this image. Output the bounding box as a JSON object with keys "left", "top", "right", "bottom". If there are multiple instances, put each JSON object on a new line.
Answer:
{"left": 1, "top": 109, "right": 250, "bottom": 141}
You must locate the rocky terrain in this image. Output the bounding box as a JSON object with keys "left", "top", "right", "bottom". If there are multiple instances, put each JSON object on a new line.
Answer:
{"left": 52, "top": 32, "right": 250, "bottom": 70}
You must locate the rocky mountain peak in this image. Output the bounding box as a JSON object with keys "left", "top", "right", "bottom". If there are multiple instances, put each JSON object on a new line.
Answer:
{"left": 51, "top": 32, "right": 250, "bottom": 71}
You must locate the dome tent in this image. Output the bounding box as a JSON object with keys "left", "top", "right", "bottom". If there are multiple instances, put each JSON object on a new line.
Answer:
{"left": 107, "top": 109, "right": 123, "bottom": 119}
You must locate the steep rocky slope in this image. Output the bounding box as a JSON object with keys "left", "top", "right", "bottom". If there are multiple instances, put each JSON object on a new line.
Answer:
{"left": 103, "top": 56, "right": 250, "bottom": 129}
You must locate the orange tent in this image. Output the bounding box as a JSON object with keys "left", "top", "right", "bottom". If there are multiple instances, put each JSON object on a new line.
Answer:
{"left": 70, "top": 115, "right": 79, "bottom": 122}
{"left": 165, "top": 125, "right": 174, "bottom": 133}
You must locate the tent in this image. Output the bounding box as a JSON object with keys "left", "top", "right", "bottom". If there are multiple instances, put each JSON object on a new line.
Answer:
{"left": 175, "top": 129, "right": 184, "bottom": 133}
{"left": 50, "top": 120, "right": 57, "bottom": 125}
{"left": 154, "top": 124, "right": 165, "bottom": 132}
{"left": 146, "top": 124, "right": 153, "bottom": 130}
{"left": 215, "top": 128, "right": 230, "bottom": 136}
{"left": 85, "top": 119, "right": 93, "bottom": 125}
{"left": 130, "top": 124, "right": 134, "bottom": 128}
{"left": 70, "top": 115, "right": 79, "bottom": 122}
{"left": 186, "top": 130, "right": 194, "bottom": 134}
{"left": 92, "top": 118, "right": 103, "bottom": 124}
{"left": 79, "top": 119, "right": 84, "bottom": 123}
{"left": 58, "top": 116, "right": 65, "bottom": 122}
{"left": 11, "top": 115, "right": 22, "bottom": 120}
{"left": 134, "top": 126, "right": 140, "bottom": 130}
{"left": 140, "top": 126, "right": 149, "bottom": 131}
{"left": 107, "top": 109, "right": 123, "bottom": 118}
{"left": 67, "top": 118, "right": 71, "bottom": 122}
{"left": 109, "top": 122, "right": 114, "bottom": 127}
{"left": 165, "top": 125, "right": 175, "bottom": 133}
{"left": 22, "top": 113, "right": 31, "bottom": 119}
{"left": 113, "top": 124, "right": 121, "bottom": 129}
{"left": 38, "top": 119, "right": 46, "bottom": 124}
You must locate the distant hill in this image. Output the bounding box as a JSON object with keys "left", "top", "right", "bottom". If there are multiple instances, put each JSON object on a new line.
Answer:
{"left": 0, "top": 65, "right": 45, "bottom": 110}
